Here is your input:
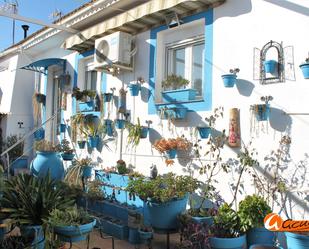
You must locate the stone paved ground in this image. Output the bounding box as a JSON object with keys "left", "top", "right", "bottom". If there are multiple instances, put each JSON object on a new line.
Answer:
{"left": 71, "top": 230, "right": 180, "bottom": 249}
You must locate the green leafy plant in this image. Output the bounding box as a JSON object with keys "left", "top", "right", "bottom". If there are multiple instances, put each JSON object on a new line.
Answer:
{"left": 34, "top": 140, "right": 59, "bottom": 152}
{"left": 65, "top": 157, "right": 93, "bottom": 185}
{"left": 44, "top": 206, "right": 93, "bottom": 227}
{"left": 238, "top": 194, "right": 272, "bottom": 231}
{"left": 57, "top": 139, "right": 73, "bottom": 154}
{"left": 212, "top": 203, "right": 244, "bottom": 238}
{"left": 0, "top": 236, "right": 33, "bottom": 249}
{"left": 126, "top": 173, "right": 199, "bottom": 203}
{"left": 0, "top": 174, "right": 75, "bottom": 225}
{"left": 72, "top": 87, "right": 96, "bottom": 101}
{"left": 126, "top": 118, "right": 146, "bottom": 147}
{"left": 85, "top": 180, "right": 105, "bottom": 201}
{"left": 161, "top": 74, "right": 190, "bottom": 90}
{"left": 116, "top": 159, "right": 129, "bottom": 175}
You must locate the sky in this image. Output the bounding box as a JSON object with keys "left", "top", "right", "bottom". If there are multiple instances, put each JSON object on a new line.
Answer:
{"left": 0, "top": 0, "right": 90, "bottom": 51}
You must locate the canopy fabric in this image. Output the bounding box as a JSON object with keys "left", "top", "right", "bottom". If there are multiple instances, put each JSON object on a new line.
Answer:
{"left": 62, "top": 0, "right": 225, "bottom": 52}
{"left": 20, "top": 58, "right": 66, "bottom": 74}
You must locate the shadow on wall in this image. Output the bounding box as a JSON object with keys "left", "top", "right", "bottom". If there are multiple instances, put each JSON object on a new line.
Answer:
{"left": 213, "top": 0, "right": 252, "bottom": 21}
{"left": 172, "top": 111, "right": 205, "bottom": 128}
{"left": 269, "top": 107, "right": 292, "bottom": 132}
{"left": 141, "top": 86, "right": 151, "bottom": 103}
{"left": 148, "top": 128, "right": 162, "bottom": 145}
{"left": 236, "top": 79, "right": 255, "bottom": 97}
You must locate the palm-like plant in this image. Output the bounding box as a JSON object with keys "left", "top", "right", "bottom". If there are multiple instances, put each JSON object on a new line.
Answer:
{"left": 0, "top": 174, "right": 75, "bottom": 226}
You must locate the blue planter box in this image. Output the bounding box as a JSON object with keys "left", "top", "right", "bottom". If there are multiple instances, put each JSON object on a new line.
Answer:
{"left": 197, "top": 127, "right": 211, "bottom": 139}
{"left": 79, "top": 100, "right": 95, "bottom": 112}
{"left": 264, "top": 60, "right": 277, "bottom": 74}
{"left": 162, "top": 88, "right": 196, "bottom": 103}
{"left": 221, "top": 74, "right": 237, "bottom": 87}
{"left": 102, "top": 219, "right": 129, "bottom": 240}
{"left": 300, "top": 63, "right": 309, "bottom": 79}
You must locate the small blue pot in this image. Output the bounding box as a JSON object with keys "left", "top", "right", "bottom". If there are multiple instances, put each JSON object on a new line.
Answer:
{"left": 103, "top": 93, "right": 113, "bottom": 102}
{"left": 115, "top": 119, "right": 126, "bottom": 129}
{"left": 77, "top": 140, "right": 86, "bottom": 149}
{"left": 144, "top": 195, "right": 188, "bottom": 230}
{"left": 20, "top": 225, "right": 45, "bottom": 249}
{"left": 247, "top": 228, "right": 275, "bottom": 247}
{"left": 88, "top": 135, "right": 100, "bottom": 148}
{"left": 197, "top": 126, "right": 211, "bottom": 139}
{"left": 10, "top": 156, "right": 28, "bottom": 175}
{"left": 54, "top": 219, "right": 96, "bottom": 243}
{"left": 249, "top": 244, "right": 283, "bottom": 249}
{"left": 140, "top": 127, "right": 149, "bottom": 139}
{"left": 79, "top": 100, "right": 95, "bottom": 112}
{"left": 254, "top": 104, "right": 270, "bottom": 121}
{"left": 209, "top": 234, "right": 247, "bottom": 249}
{"left": 104, "top": 119, "right": 114, "bottom": 136}
{"left": 264, "top": 60, "right": 277, "bottom": 74}
{"left": 59, "top": 124, "right": 66, "bottom": 133}
{"left": 61, "top": 153, "right": 75, "bottom": 161}
{"left": 162, "top": 88, "right": 197, "bottom": 103}
{"left": 82, "top": 166, "right": 93, "bottom": 178}
{"left": 30, "top": 152, "right": 64, "bottom": 180}
{"left": 191, "top": 216, "right": 213, "bottom": 226}
{"left": 138, "top": 229, "right": 153, "bottom": 241}
{"left": 166, "top": 149, "right": 177, "bottom": 159}
{"left": 300, "top": 63, "right": 309, "bottom": 79}
{"left": 222, "top": 74, "right": 237, "bottom": 87}
{"left": 129, "top": 83, "right": 140, "bottom": 96}
{"left": 128, "top": 227, "right": 140, "bottom": 244}
{"left": 285, "top": 232, "right": 309, "bottom": 249}
{"left": 34, "top": 128, "right": 45, "bottom": 141}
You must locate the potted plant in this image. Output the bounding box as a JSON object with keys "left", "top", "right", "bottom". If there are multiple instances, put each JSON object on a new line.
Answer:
{"left": 0, "top": 174, "right": 75, "bottom": 249}
{"left": 153, "top": 137, "right": 191, "bottom": 159}
{"left": 209, "top": 203, "right": 247, "bottom": 249}
{"left": 104, "top": 119, "right": 115, "bottom": 137}
{"left": 196, "top": 107, "right": 223, "bottom": 139}
{"left": 299, "top": 57, "right": 309, "bottom": 79}
{"left": 263, "top": 60, "right": 277, "bottom": 74}
{"left": 126, "top": 173, "right": 199, "bottom": 230}
{"left": 72, "top": 87, "right": 96, "bottom": 112}
{"left": 58, "top": 138, "right": 75, "bottom": 161}
{"left": 115, "top": 118, "right": 126, "bottom": 129}
{"left": 45, "top": 206, "right": 96, "bottom": 243}
{"left": 73, "top": 157, "right": 93, "bottom": 178}
{"left": 30, "top": 140, "right": 64, "bottom": 180}
{"left": 128, "top": 77, "right": 144, "bottom": 96}
{"left": 161, "top": 74, "right": 195, "bottom": 103}
{"left": 81, "top": 123, "right": 102, "bottom": 149}
{"left": 251, "top": 96, "right": 273, "bottom": 121}
{"left": 126, "top": 118, "right": 149, "bottom": 147}
{"left": 103, "top": 92, "right": 113, "bottom": 102}
{"left": 221, "top": 68, "right": 240, "bottom": 88}
{"left": 238, "top": 195, "right": 274, "bottom": 247}
{"left": 116, "top": 159, "right": 130, "bottom": 175}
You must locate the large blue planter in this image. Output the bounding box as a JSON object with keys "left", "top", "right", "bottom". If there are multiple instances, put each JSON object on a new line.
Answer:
{"left": 53, "top": 219, "right": 96, "bottom": 243}
{"left": 30, "top": 152, "right": 64, "bottom": 180}
{"left": 162, "top": 88, "right": 196, "bottom": 103}
{"left": 144, "top": 195, "right": 188, "bottom": 230}
{"left": 115, "top": 119, "right": 126, "bottom": 129}
{"left": 82, "top": 166, "right": 92, "bottom": 178}
{"left": 61, "top": 153, "right": 75, "bottom": 161}
{"left": 140, "top": 127, "right": 149, "bottom": 139}
{"left": 222, "top": 74, "right": 237, "bottom": 87}
{"left": 129, "top": 83, "right": 140, "bottom": 96}
{"left": 209, "top": 234, "right": 247, "bottom": 249}
{"left": 10, "top": 156, "right": 28, "bottom": 175}
{"left": 166, "top": 149, "right": 177, "bottom": 159}
{"left": 34, "top": 128, "right": 45, "bottom": 141}
{"left": 88, "top": 135, "right": 100, "bottom": 148}
{"left": 197, "top": 126, "right": 211, "bottom": 139}
{"left": 285, "top": 232, "right": 309, "bottom": 249}
{"left": 20, "top": 225, "right": 45, "bottom": 249}
{"left": 103, "top": 93, "right": 113, "bottom": 102}
{"left": 264, "top": 60, "right": 277, "bottom": 74}
{"left": 300, "top": 63, "right": 309, "bottom": 79}
{"left": 247, "top": 228, "right": 275, "bottom": 247}
{"left": 79, "top": 100, "right": 95, "bottom": 112}
{"left": 254, "top": 104, "right": 270, "bottom": 121}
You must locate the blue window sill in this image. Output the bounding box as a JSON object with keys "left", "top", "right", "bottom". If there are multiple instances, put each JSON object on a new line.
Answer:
{"left": 155, "top": 99, "right": 204, "bottom": 108}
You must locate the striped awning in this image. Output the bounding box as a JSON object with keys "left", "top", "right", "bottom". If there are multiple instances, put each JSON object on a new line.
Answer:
{"left": 62, "top": 0, "right": 225, "bottom": 52}
{"left": 20, "top": 58, "right": 66, "bottom": 74}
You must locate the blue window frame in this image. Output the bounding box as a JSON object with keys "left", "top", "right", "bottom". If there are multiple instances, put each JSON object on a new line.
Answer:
{"left": 148, "top": 9, "right": 213, "bottom": 114}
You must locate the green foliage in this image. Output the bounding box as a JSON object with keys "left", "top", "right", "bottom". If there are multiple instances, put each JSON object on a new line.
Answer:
{"left": 0, "top": 174, "right": 75, "bottom": 225}
{"left": 161, "top": 74, "right": 190, "bottom": 90}
{"left": 116, "top": 160, "right": 129, "bottom": 175}
{"left": 212, "top": 203, "right": 243, "bottom": 238}
{"left": 126, "top": 173, "right": 199, "bottom": 203}
{"left": 74, "top": 157, "right": 92, "bottom": 168}
{"left": 0, "top": 236, "right": 32, "bottom": 249}
{"left": 57, "top": 139, "right": 73, "bottom": 154}
{"left": 238, "top": 195, "right": 272, "bottom": 231}
{"left": 34, "top": 140, "right": 58, "bottom": 152}
{"left": 2, "top": 135, "right": 24, "bottom": 161}
{"left": 72, "top": 87, "right": 96, "bottom": 101}
{"left": 86, "top": 180, "right": 105, "bottom": 201}
{"left": 126, "top": 118, "right": 145, "bottom": 148}
{"left": 45, "top": 206, "right": 93, "bottom": 227}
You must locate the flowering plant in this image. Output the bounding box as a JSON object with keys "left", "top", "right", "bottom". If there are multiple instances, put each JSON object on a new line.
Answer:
{"left": 153, "top": 137, "right": 191, "bottom": 154}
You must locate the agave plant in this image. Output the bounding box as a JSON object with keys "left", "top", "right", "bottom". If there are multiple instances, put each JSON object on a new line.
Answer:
{"left": 0, "top": 174, "right": 75, "bottom": 226}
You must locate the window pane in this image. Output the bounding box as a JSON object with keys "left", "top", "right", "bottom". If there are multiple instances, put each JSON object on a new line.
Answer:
{"left": 192, "top": 43, "right": 204, "bottom": 96}
{"left": 91, "top": 71, "right": 97, "bottom": 91}
{"left": 173, "top": 48, "right": 185, "bottom": 78}
{"left": 85, "top": 70, "right": 97, "bottom": 91}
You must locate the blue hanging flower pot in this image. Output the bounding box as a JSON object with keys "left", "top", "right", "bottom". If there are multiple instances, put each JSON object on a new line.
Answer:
{"left": 88, "top": 135, "right": 100, "bottom": 148}
{"left": 221, "top": 74, "right": 237, "bottom": 87}
{"left": 300, "top": 62, "right": 309, "bottom": 79}
{"left": 166, "top": 149, "right": 177, "bottom": 159}
{"left": 140, "top": 127, "right": 149, "bottom": 139}
{"left": 263, "top": 60, "right": 277, "bottom": 74}
{"left": 197, "top": 127, "right": 211, "bottom": 139}
{"left": 115, "top": 119, "right": 126, "bottom": 129}
{"left": 128, "top": 83, "right": 140, "bottom": 96}
{"left": 34, "top": 128, "right": 45, "bottom": 141}
{"left": 77, "top": 140, "right": 86, "bottom": 149}
{"left": 104, "top": 119, "right": 114, "bottom": 136}
{"left": 253, "top": 104, "right": 270, "bottom": 121}
{"left": 103, "top": 93, "right": 113, "bottom": 102}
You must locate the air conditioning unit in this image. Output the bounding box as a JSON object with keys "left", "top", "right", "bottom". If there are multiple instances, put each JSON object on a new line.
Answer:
{"left": 94, "top": 31, "right": 133, "bottom": 71}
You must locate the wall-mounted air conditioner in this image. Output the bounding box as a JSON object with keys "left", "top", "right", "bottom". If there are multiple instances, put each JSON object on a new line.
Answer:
{"left": 94, "top": 31, "right": 133, "bottom": 72}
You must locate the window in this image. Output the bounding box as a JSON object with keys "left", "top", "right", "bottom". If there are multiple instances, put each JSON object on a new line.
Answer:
{"left": 85, "top": 70, "right": 97, "bottom": 91}
{"left": 166, "top": 37, "right": 204, "bottom": 96}
{"left": 81, "top": 57, "right": 97, "bottom": 91}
